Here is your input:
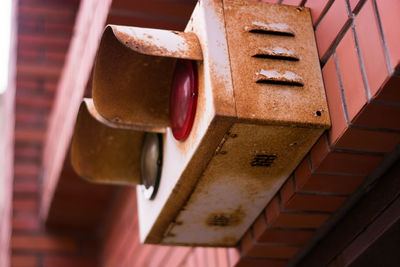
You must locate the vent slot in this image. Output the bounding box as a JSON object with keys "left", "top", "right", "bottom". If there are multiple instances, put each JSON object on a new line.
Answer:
{"left": 245, "top": 22, "right": 295, "bottom": 36}
{"left": 252, "top": 47, "right": 299, "bottom": 61}
{"left": 208, "top": 215, "right": 231, "bottom": 227}
{"left": 251, "top": 154, "right": 277, "bottom": 167}
{"left": 255, "top": 70, "right": 304, "bottom": 87}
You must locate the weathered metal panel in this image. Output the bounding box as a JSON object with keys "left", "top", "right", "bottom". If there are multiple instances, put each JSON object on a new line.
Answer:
{"left": 151, "top": 0, "right": 330, "bottom": 246}
{"left": 92, "top": 25, "right": 202, "bottom": 132}
{"left": 223, "top": 0, "right": 330, "bottom": 128}
{"left": 137, "top": 0, "right": 237, "bottom": 244}
{"left": 161, "top": 123, "right": 323, "bottom": 246}
{"left": 71, "top": 0, "right": 331, "bottom": 246}
{"left": 71, "top": 99, "right": 143, "bottom": 185}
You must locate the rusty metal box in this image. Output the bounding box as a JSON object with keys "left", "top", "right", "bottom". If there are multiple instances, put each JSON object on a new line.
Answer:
{"left": 71, "top": 0, "right": 330, "bottom": 246}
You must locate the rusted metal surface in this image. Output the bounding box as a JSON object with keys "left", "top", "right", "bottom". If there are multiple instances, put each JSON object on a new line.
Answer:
{"left": 137, "top": 0, "right": 236, "bottom": 244}
{"left": 147, "top": 0, "right": 329, "bottom": 246}
{"left": 255, "top": 69, "right": 304, "bottom": 86}
{"left": 111, "top": 25, "right": 202, "bottom": 59}
{"left": 252, "top": 47, "right": 299, "bottom": 61}
{"left": 70, "top": 0, "right": 331, "bottom": 247}
{"left": 163, "top": 123, "right": 323, "bottom": 246}
{"left": 245, "top": 21, "right": 295, "bottom": 36}
{"left": 71, "top": 99, "right": 143, "bottom": 185}
{"left": 92, "top": 25, "right": 202, "bottom": 132}
{"left": 138, "top": 1, "right": 329, "bottom": 246}
{"left": 224, "top": 0, "right": 330, "bottom": 128}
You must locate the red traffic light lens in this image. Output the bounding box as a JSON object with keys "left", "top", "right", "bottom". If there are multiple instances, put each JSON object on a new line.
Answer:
{"left": 169, "top": 59, "right": 198, "bottom": 141}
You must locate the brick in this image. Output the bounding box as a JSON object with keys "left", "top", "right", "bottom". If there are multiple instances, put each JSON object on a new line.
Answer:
{"left": 184, "top": 251, "right": 197, "bottom": 267}
{"left": 45, "top": 21, "right": 74, "bottom": 35}
{"left": 18, "top": 18, "right": 44, "bottom": 33}
{"left": 281, "top": 178, "right": 347, "bottom": 212}
{"left": 216, "top": 248, "right": 229, "bottom": 267}
{"left": 159, "top": 247, "right": 193, "bottom": 267}
{"left": 13, "top": 197, "right": 38, "bottom": 212}
{"left": 143, "top": 245, "right": 172, "bottom": 267}
{"left": 12, "top": 213, "right": 40, "bottom": 232}
{"left": 375, "top": 73, "right": 400, "bottom": 103}
{"left": 15, "top": 128, "right": 46, "bottom": 143}
{"left": 257, "top": 228, "right": 314, "bottom": 245}
{"left": 16, "top": 111, "right": 47, "bottom": 127}
{"left": 16, "top": 93, "right": 54, "bottom": 110}
{"left": 44, "top": 0, "right": 80, "bottom": 6}
{"left": 11, "top": 235, "right": 77, "bottom": 252}
{"left": 17, "top": 62, "right": 62, "bottom": 79}
{"left": 265, "top": 195, "right": 329, "bottom": 228}
{"left": 355, "top": 0, "right": 389, "bottom": 98}
{"left": 252, "top": 212, "right": 267, "bottom": 238}
{"left": 18, "top": 34, "right": 70, "bottom": 51}
{"left": 334, "top": 126, "right": 400, "bottom": 152}
{"left": 194, "top": 247, "right": 207, "bottom": 267}
{"left": 14, "top": 163, "right": 39, "bottom": 178}
{"left": 15, "top": 144, "right": 41, "bottom": 161}
{"left": 253, "top": 213, "right": 314, "bottom": 244}
{"left": 44, "top": 81, "right": 58, "bottom": 92}
{"left": 265, "top": 196, "right": 281, "bottom": 225}
{"left": 323, "top": 56, "right": 348, "bottom": 145}
{"left": 353, "top": 102, "right": 400, "bottom": 131}
{"left": 305, "top": 0, "right": 331, "bottom": 25}
{"left": 315, "top": 0, "right": 349, "bottom": 58}
{"left": 295, "top": 159, "right": 365, "bottom": 194}
{"left": 203, "top": 248, "right": 218, "bottom": 267}
{"left": 227, "top": 248, "right": 240, "bottom": 267}
{"left": 270, "top": 212, "right": 330, "bottom": 229}
{"left": 349, "top": 0, "right": 364, "bottom": 13}
{"left": 376, "top": 0, "right": 400, "bottom": 69}
{"left": 310, "top": 136, "right": 383, "bottom": 175}
{"left": 300, "top": 173, "right": 364, "bottom": 195}
{"left": 336, "top": 29, "right": 368, "bottom": 121}
{"left": 43, "top": 256, "right": 96, "bottom": 267}
{"left": 19, "top": 4, "right": 76, "bottom": 20}
{"left": 16, "top": 78, "right": 40, "bottom": 91}
{"left": 18, "top": 49, "right": 41, "bottom": 61}
{"left": 234, "top": 257, "right": 287, "bottom": 267}
{"left": 241, "top": 232, "right": 299, "bottom": 259}
{"left": 13, "top": 180, "right": 39, "bottom": 195}
{"left": 11, "top": 255, "right": 39, "bottom": 267}
{"left": 281, "top": 191, "right": 347, "bottom": 212}
{"left": 45, "top": 51, "right": 67, "bottom": 63}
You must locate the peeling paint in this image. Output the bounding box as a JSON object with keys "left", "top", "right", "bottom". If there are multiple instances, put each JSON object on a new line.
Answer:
{"left": 255, "top": 69, "right": 304, "bottom": 86}
{"left": 246, "top": 21, "right": 295, "bottom": 36}
{"left": 253, "top": 47, "right": 299, "bottom": 61}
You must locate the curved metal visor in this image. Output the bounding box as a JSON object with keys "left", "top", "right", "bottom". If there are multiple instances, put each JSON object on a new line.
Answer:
{"left": 71, "top": 99, "right": 144, "bottom": 185}
{"left": 92, "top": 25, "right": 203, "bottom": 132}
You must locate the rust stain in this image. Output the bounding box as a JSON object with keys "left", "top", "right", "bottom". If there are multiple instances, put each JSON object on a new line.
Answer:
{"left": 252, "top": 47, "right": 299, "bottom": 61}
{"left": 255, "top": 69, "right": 304, "bottom": 86}
{"left": 112, "top": 26, "right": 202, "bottom": 60}
{"left": 218, "top": 236, "right": 237, "bottom": 245}
{"left": 206, "top": 206, "right": 245, "bottom": 227}
{"left": 114, "top": 29, "right": 173, "bottom": 56}
{"left": 245, "top": 21, "right": 295, "bottom": 36}
{"left": 214, "top": 131, "right": 230, "bottom": 155}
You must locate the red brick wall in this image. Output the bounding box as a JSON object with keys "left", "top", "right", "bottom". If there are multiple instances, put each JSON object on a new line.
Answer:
{"left": 99, "top": 0, "right": 400, "bottom": 266}
{"left": 11, "top": 0, "right": 102, "bottom": 266}
{"left": 0, "top": 0, "right": 18, "bottom": 265}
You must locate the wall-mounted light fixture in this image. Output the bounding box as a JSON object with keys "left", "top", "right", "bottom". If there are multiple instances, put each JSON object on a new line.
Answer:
{"left": 71, "top": 0, "right": 330, "bottom": 246}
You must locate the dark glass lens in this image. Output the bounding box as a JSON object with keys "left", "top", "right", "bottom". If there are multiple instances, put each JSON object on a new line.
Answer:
{"left": 140, "top": 133, "right": 162, "bottom": 200}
